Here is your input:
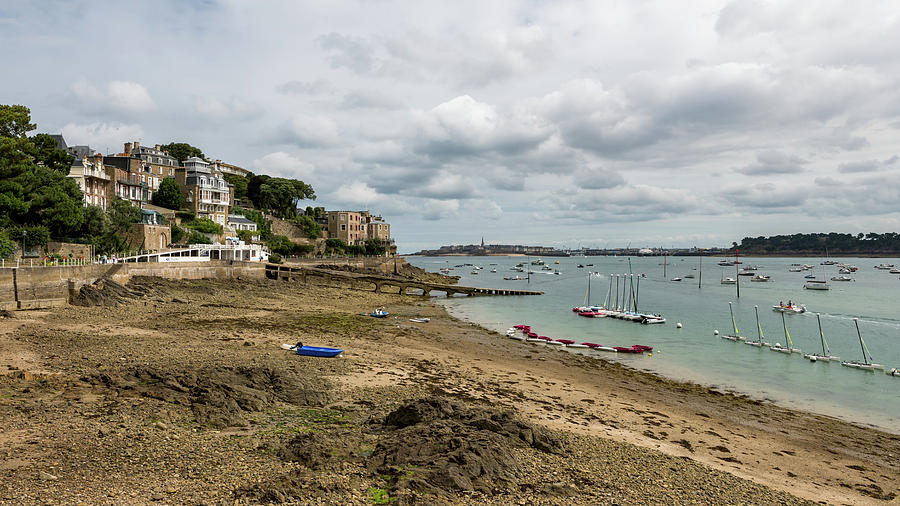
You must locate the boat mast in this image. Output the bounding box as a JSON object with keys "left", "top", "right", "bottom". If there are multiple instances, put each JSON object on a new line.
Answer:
{"left": 615, "top": 275, "right": 620, "bottom": 310}
{"left": 729, "top": 302, "right": 739, "bottom": 335}
{"left": 635, "top": 275, "right": 640, "bottom": 312}
{"left": 780, "top": 311, "right": 794, "bottom": 348}
{"left": 698, "top": 248, "right": 702, "bottom": 289}
{"left": 587, "top": 273, "right": 591, "bottom": 306}
{"left": 735, "top": 248, "right": 740, "bottom": 298}
{"left": 604, "top": 274, "right": 613, "bottom": 308}
{"left": 816, "top": 313, "right": 826, "bottom": 355}
{"left": 628, "top": 258, "right": 636, "bottom": 310}
{"left": 663, "top": 251, "right": 667, "bottom": 279}
{"left": 854, "top": 318, "right": 868, "bottom": 365}
{"left": 622, "top": 274, "right": 628, "bottom": 312}
{"left": 754, "top": 305, "right": 761, "bottom": 342}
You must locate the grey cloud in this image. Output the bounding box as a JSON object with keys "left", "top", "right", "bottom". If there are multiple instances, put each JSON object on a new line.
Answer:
{"left": 341, "top": 90, "right": 403, "bottom": 110}
{"left": 734, "top": 151, "right": 806, "bottom": 175}
{"left": 838, "top": 160, "right": 881, "bottom": 173}
{"left": 317, "top": 32, "right": 376, "bottom": 74}
{"left": 719, "top": 183, "right": 808, "bottom": 210}
{"left": 571, "top": 167, "right": 626, "bottom": 189}
{"left": 276, "top": 79, "right": 333, "bottom": 95}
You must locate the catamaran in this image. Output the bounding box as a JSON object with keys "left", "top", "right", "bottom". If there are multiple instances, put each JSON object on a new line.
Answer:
{"left": 722, "top": 302, "right": 745, "bottom": 341}
{"left": 841, "top": 318, "right": 884, "bottom": 371}
{"left": 743, "top": 305, "right": 770, "bottom": 347}
{"left": 770, "top": 312, "right": 802, "bottom": 354}
{"left": 803, "top": 313, "right": 840, "bottom": 362}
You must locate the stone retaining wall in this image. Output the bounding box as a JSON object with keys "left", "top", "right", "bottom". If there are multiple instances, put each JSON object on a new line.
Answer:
{"left": 0, "top": 261, "right": 267, "bottom": 310}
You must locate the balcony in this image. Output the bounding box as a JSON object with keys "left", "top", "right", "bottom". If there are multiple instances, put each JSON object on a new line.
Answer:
{"left": 84, "top": 167, "right": 111, "bottom": 180}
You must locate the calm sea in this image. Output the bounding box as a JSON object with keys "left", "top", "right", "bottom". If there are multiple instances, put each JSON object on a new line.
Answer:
{"left": 406, "top": 255, "right": 900, "bottom": 433}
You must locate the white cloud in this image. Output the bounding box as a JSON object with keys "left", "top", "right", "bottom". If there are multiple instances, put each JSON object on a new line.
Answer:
{"left": 69, "top": 78, "right": 155, "bottom": 114}
{"left": 194, "top": 96, "right": 261, "bottom": 120}
{"left": 423, "top": 199, "right": 460, "bottom": 220}
{"left": 281, "top": 114, "right": 340, "bottom": 148}
{"left": 60, "top": 122, "right": 144, "bottom": 153}
{"left": 252, "top": 151, "right": 315, "bottom": 179}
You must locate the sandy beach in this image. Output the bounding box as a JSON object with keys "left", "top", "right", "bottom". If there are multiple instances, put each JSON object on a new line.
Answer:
{"left": 1, "top": 273, "right": 898, "bottom": 504}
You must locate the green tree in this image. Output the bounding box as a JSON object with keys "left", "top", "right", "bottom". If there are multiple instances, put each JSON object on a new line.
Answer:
{"left": 0, "top": 231, "right": 15, "bottom": 258}
{"left": 160, "top": 142, "right": 204, "bottom": 163}
{"left": 184, "top": 217, "right": 222, "bottom": 234}
{"left": 185, "top": 230, "right": 212, "bottom": 244}
{"left": 0, "top": 106, "right": 84, "bottom": 237}
{"left": 107, "top": 198, "right": 141, "bottom": 237}
{"left": 297, "top": 215, "right": 321, "bottom": 239}
{"left": 28, "top": 133, "right": 75, "bottom": 173}
{"left": 364, "top": 238, "right": 386, "bottom": 256}
{"left": 0, "top": 104, "right": 35, "bottom": 138}
{"left": 223, "top": 173, "right": 249, "bottom": 200}
{"left": 257, "top": 177, "right": 316, "bottom": 218}
{"left": 152, "top": 177, "right": 184, "bottom": 210}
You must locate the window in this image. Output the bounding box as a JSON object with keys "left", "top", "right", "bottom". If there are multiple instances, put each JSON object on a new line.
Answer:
{"left": 341, "top": 224, "right": 346, "bottom": 231}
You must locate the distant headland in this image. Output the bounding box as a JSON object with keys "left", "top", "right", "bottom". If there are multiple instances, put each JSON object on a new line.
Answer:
{"left": 408, "top": 233, "right": 900, "bottom": 257}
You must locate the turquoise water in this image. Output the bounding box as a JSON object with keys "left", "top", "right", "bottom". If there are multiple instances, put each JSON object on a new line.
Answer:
{"left": 407, "top": 255, "right": 900, "bottom": 433}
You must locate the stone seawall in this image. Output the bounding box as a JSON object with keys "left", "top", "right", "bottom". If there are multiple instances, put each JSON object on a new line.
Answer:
{"left": 283, "top": 257, "right": 404, "bottom": 275}
{"left": 0, "top": 261, "right": 267, "bottom": 310}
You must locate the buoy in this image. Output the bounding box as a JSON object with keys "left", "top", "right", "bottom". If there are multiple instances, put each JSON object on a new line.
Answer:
{"left": 713, "top": 330, "right": 719, "bottom": 335}
{"left": 676, "top": 322, "right": 683, "bottom": 328}
{"left": 648, "top": 353, "right": 652, "bottom": 357}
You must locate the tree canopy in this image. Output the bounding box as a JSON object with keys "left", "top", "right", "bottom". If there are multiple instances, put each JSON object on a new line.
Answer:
{"left": 247, "top": 176, "right": 315, "bottom": 218}
{"left": 0, "top": 106, "right": 84, "bottom": 238}
{"left": 161, "top": 142, "right": 204, "bottom": 162}
{"left": 151, "top": 177, "right": 184, "bottom": 210}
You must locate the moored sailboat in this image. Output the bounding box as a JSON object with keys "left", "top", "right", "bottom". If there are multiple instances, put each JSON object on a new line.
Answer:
{"left": 840, "top": 318, "right": 884, "bottom": 371}
{"left": 803, "top": 313, "right": 840, "bottom": 362}
{"left": 743, "top": 305, "right": 771, "bottom": 347}
{"left": 722, "top": 302, "right": 745, "bottom": 341}
{"left": 770, "top": 312, "right": 801, "bottom": 354}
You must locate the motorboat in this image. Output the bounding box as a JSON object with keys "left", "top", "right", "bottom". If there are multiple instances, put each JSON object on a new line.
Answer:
{"left": 721, "top": 277, "right": 736, "bottom": 285}
{"left": 875, "top": 263, "right": 895, "bottom": 270}
{"left": 370, "top": 308, "right": 389, "bottom": 318}
{"left": 640, "top": 315, "right": 666, "bottom": 324}
{"left": 830, "top": 275, "right": 853, "bottom": 282}
{"left": 772, "top": 302, "right": 806, "bottom": 314}
{"left": 750, "top": 274, "right": 770, "bottom": 282}
{"left": 490, "top": 268, "right": 497, "bottom": 273}
{"left": 890, "top": 268, "right": 900, "bottom": 274}
{"left": 684, "top": 274, "right": 695, "bottom": 279}
{"left": 804, "top": 274, "right": 816, "bottom": 279}
{"left": 738, "top": 271, "right": 754, "bottom": 276}
{"left": 804, "top": 280, "right": 831, "bottom": 290}
{"left": 531, "top": 258, "right": 544, "bottom": 265}
{"left": 887, "top": 368, "right": 900, "bottom": 377}
{"left": 671, "top": 277, "right": 683, "bottom": 281}
{"left": 788, "top": 267, "right": 803, "bottom": 272}
{"left": 409, "top": 318, "right": 430, "bottom": 323}
{"left": 470, "top": 270, "right": 479, "bottom": 275}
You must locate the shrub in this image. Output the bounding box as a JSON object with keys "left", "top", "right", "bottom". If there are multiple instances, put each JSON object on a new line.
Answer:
{"left": 266, "top": 235, "right": 296, "bottom": 256}
{"left": 176, "top": 210, "right": 196, "bottom": 222}
{"left": 185, "top": 231, "right": 212, "bottom": 244}
{"left": 185, "top": 218, "right": 222, "bottom": 235}
{"left": 268, "top": 252, "right": 282, "bottom": 264}
{"left": 296, "top": 215, "right": 321, "bottom": 239}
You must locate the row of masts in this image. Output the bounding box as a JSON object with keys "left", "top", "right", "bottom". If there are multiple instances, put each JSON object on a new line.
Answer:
{"left": 723, "top": 302, "right": 883, "bottom": 370}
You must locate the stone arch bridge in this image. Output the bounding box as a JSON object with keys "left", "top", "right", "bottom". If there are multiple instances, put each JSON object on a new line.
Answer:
{"left": 266, "top": 264, "right": 543, "bottom": 297}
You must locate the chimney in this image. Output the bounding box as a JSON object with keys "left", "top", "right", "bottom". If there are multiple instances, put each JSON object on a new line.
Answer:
{"left": 154, "top": 144, "right": 161, "bottom": 151}
{"left": 124, "top": 142, "right": 132, "bottom": 155}
{"left": 133, "top": 141, "right": 140, "bottom": 152}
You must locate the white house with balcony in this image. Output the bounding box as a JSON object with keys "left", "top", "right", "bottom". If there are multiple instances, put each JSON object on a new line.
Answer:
{"left": 180, "top": 157, "right": 233, "bottom": 226}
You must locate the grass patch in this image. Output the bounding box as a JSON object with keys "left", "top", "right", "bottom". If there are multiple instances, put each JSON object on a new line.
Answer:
{"left": 261, "top": 407, "right": 354, "bottom": 435}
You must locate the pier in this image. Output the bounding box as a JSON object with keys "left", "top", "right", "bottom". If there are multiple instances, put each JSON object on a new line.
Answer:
{"left": 266, "top": 264, "right": 543, "bottom": 297}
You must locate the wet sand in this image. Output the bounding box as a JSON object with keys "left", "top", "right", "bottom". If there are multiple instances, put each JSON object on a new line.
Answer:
{"left": 1, "top": 276, "right": 897, "bottom": 504}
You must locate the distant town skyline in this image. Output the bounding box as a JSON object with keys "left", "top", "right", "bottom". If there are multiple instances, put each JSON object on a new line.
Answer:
{"left": 4, "top": 1, "right": 900, "bottom": 253}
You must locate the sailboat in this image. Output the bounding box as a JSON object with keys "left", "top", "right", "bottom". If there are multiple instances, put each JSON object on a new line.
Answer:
{"left": 743, "top": 305, "right": 770, "bottom": 347}
{"left": 770, "top": 312, "right": 802, "bottom": 353}
{"left": 722, "top": 302, "right": 745, "bottom": 341}
{"left": 840, "top": 318, "right": 884, "bottom": 371}
{"left": 803, "top": 313, "right": 840, "bottom": 362}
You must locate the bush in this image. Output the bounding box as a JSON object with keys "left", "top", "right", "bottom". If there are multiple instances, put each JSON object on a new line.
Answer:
{"left": 268, "top": 252, "right": 282, "bottom": 264}
{"left": 296, "top": 215, "right": 321, "bottom": 239}
{"left": 266, "top": 235, "right": 296, "bottom": 256}
{"left": 185, "top": 231, "right": 212, "bottom": 244}
{"left": 185, "top": 218, "right": 222, "bottom": 235}
{"left": 171, "top": 224, "right": 184, "bottom": 244}
{"left": 235, "top": 229, "right": 256, "bottom": 242}
{"left": 176, "top": 210, "right": 196, "bottom": 222}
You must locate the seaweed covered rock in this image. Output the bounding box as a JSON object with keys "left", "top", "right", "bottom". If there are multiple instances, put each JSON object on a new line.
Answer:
{"left": 372, "top": 397, "right": 561, "bottom": 495}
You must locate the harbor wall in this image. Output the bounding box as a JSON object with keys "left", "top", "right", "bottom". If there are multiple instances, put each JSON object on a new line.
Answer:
{"left": 0, "top": 261, "right": 267, "bottom": 310}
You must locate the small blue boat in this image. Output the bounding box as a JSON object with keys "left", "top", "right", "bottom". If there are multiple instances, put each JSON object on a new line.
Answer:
{"left": 370, "top": 309, "right": 389, "bottom": 318}
{"left": 281, "top": 343, "right": 343, "bottom": 357}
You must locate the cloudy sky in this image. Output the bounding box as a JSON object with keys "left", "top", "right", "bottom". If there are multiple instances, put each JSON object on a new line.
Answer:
{"left": 4, "top": 1, "right": 900, "bottom": 252}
